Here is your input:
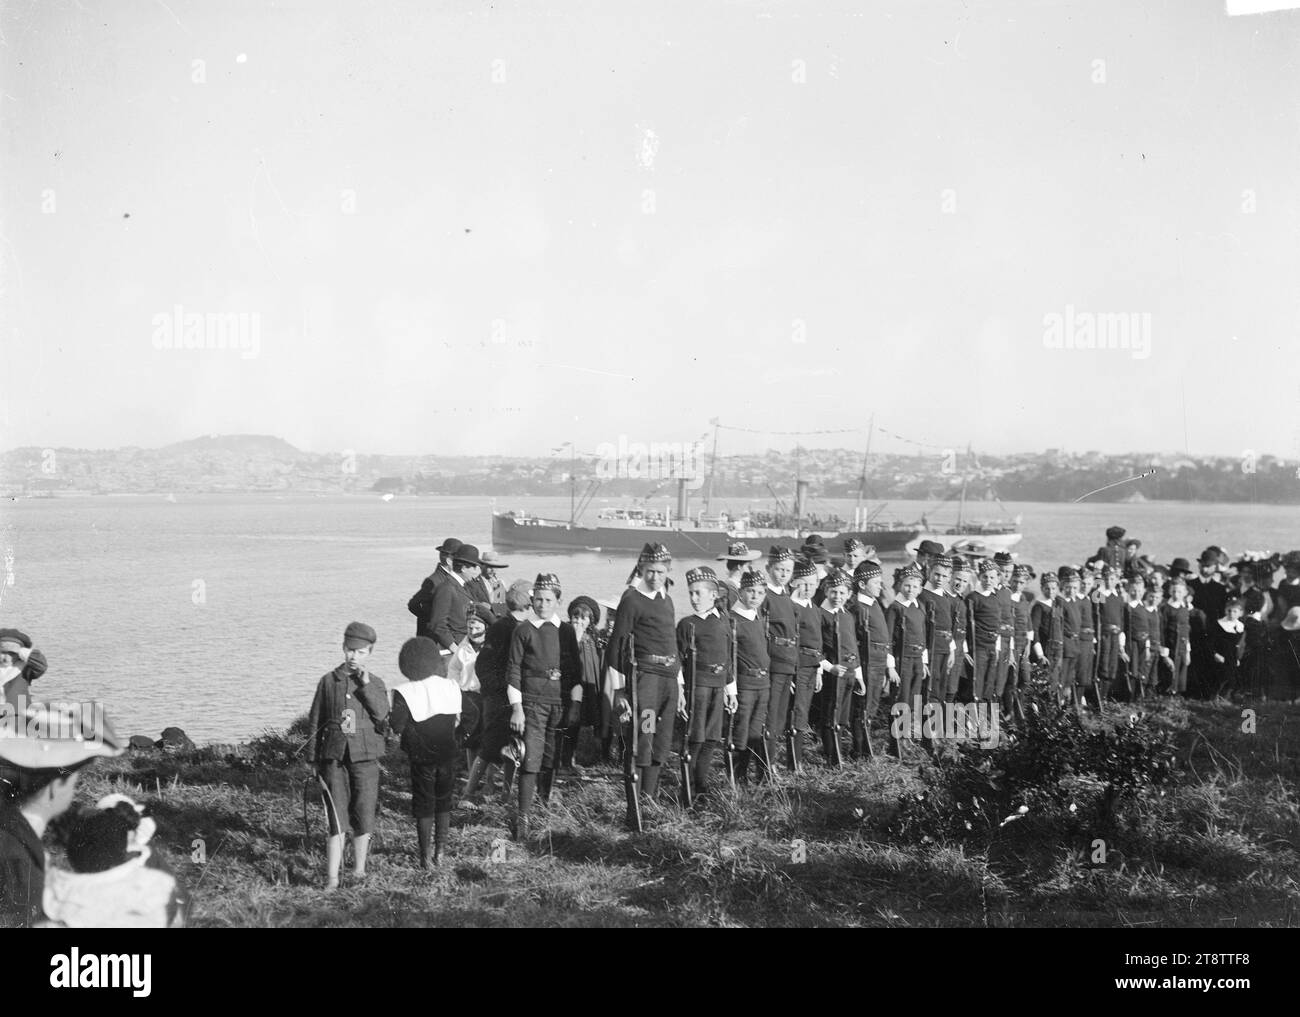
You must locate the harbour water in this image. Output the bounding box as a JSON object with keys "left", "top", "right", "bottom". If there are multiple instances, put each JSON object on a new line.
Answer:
{"left": 3, "top": 494, "right": 1295, "bottom": 743}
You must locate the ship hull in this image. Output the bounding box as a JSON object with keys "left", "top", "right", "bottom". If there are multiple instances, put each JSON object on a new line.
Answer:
{"left": 906, "top": 531, "right": 1024, "bottom": 554}
{"left": 493, "top": 513, "right": 919, "bottom": 557}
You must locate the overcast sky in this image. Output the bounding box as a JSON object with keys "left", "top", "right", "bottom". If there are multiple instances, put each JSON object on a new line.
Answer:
{"left": 3, "top": 0, "right": 1299, "bottom": 460}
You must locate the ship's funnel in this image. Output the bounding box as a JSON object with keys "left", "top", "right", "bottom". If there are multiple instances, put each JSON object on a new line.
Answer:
{"left": 794, "top": 479, "right": 809, "bottom": 526}
{"left": 676, "top": 477, "right": 688, "bottom": 522}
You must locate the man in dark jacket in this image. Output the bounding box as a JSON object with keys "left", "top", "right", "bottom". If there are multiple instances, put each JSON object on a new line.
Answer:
{"left": 426, "top": 544, "right": 483, "bottom": 654}
{"left": 406, "top": 537, "right": 462, "bottom": 635}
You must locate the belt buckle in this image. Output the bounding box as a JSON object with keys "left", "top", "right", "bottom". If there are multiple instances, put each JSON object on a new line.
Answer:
{"left": 547, "top": 669, "right": 561, "bottom": 681}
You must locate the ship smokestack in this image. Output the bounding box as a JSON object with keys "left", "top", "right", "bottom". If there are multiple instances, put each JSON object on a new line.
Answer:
{"left": 794, "top": 479, "right": 809, "bottom": 526}
{"left": 676, "top": 477, "right": 688, "bottom": 523}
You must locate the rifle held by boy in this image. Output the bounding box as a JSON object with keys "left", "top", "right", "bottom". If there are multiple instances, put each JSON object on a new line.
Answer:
{"left": 830, "top": 612, "right": 845, "bottom": 767}
{"left": 724, "top": 618, "right": 738, "bottom": 791}
{"left": 680, "top": 628, "right": 695, "bottom": 807}
{"left": 624, "top": 632, "right": 643, "bottom": 832}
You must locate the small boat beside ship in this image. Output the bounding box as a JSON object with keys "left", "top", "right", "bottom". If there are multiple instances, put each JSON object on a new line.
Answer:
{"left": 904, "top": 446, "right": 1023, "bottom": 555}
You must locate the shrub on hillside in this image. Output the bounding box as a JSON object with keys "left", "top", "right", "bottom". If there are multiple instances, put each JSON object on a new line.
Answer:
{"left": 892, "top": 701, "right": 1179, "bottom": 846}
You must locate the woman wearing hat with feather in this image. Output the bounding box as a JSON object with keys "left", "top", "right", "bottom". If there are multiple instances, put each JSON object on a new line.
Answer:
{"left": 2, "top": 703, "right": 126, "bottom": 927}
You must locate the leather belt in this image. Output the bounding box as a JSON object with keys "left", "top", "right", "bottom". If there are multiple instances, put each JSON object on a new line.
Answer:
{"left": 1104, "top": 625, "right": 1121, "bottom": 633}
{"left": 638, "top": 653, "right": 678, "bottom": 667}
{"left": 933, "top": 629, "right": 952, "bottom": 637}
{"left": 525, "top": 669, "right": 563, "bottom": 681}
{"left": 739, "top": 667, "right": 769, "bottom": 678}
{"left": 770, "top": 636, "right": 797, "bottom": 647}
{"left": 701, "top": 663, "right": 727, "bottom": 674}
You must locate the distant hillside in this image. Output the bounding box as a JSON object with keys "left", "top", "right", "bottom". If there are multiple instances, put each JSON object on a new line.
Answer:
{"left": 2, "top": 436, "right": 1298, "bottom": 502}
{"left": 161, "top": 435, "right": 308, "bottom": 460}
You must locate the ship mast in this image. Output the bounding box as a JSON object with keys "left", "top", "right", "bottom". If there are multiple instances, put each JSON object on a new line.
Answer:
{"left": 957, "top": 441, "right": 972, "bottom": 529}
{"left": 705, "top": 417, "right": 721, "bottom": 515}
{"left": 854, "top": 413, "right": 874, "bottom": 530}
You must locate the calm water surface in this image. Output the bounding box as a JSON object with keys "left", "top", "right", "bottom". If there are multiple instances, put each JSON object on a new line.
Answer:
{"left": 2, "top": 494, "right": 1295, "bottom": 742}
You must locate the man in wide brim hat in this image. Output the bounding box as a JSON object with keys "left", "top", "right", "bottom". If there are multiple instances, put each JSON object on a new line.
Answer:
{"left": 1167, "top": 557, "right": 1194, "bottom": 578}
{"left": 798, "top": 540, "right": 830, "bottom": 566}
{"left": 716, "top": 541, "right": 762, "bottom": 563}
{"left": 480, "top": 550, "right": 509, "bottom": 570}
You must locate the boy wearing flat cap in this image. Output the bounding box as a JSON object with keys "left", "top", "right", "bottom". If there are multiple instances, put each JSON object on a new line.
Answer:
{"left": 306, "top": 621, "right": 390, "bottom": 889}
{"left": 1, "top": 702, "right": 125, "bottom": 927}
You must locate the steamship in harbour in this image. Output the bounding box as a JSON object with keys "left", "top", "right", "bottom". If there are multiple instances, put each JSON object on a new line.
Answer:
{"left": 492, "top": 477, "right": 921, "bottom": 558}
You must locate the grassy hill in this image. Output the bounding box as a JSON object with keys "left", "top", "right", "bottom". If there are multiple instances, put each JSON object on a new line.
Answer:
{"left": 63, "top": 696, "right": 1300, "bottom": 927}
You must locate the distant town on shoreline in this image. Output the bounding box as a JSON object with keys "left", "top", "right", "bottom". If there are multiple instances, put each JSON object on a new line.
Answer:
{"left": 3, "top": 433, "right": 1298, "bottom": 504}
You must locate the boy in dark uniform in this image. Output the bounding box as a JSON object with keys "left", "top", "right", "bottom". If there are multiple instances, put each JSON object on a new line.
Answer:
{"left": 506, "top": 573, "right": 577, "bottom": 839}
{"left": 558, "top": 595, "right": 602, "bottom": 775}
{"left": 844, "top": 538, "right": 870, "bottom": 575}
{"left": 609, "top": 543, "right": 685, "bottom": 819}
{"left": 1140, "top": 581, "right": 1163, "bottom": 694}
{"left": 919, "top": 556, "right": 956, "bottom": 704}
{"left": 306, "top": 621, "right": 391, "bottom": 888}
{"left": 1187, "top": 546, "right": 1229, "bottom": 696}
{"left": 1032, "top": 571, "right": 1066, "bottom": 705}
{"left": 1119, "top": 574, "right": 1149, "bottom": 700}
{"left": 762, "top": 546, "right": 799, "bottom": 776}
{"left": 966, "top": 559, "right": 1002, "bottom": 703}
{"left": 1006, "top": 564, "right": 1035, "bottom": 714}
{"left": 789, "top": 558, "right": 826, "bottom": 770}
{"left": 1093, "top": 526, "right": 1127, "bottom": 573}
{"left": 947, "top": 559, "right": 973, "bottom": 703}
{"left": 992, "top": 553, "right": 1016, "bottom": 705}
{"left": 715, "top": 541, "right": 762, "bottom": 611}
{"left": 677, "top": 567, "right": 737, "bottom": 799}
{"left": 728, "top": 570, "right": 771, "bottom": 782}
{"left": 819, "top": 568, "right": 863, "bottom": 763}
{"left": 1160, "top": 576, "right": 1192, "bottom": 696}
{"left": 1, "top": 704, "right": 125, "bottom": 927}
{"left": 1094, "top": 564, "right": 1125, "bottom": 701}
{"left": 888, "top": 565, "right": 928, "bottom": 737}
{"left": 850, "top": 560, "right": 893, "bottom": 756}
{"left": 464, "top": 579, "right": 533, "bottom": 802}
{"left": 1058, "top": 568, "right": 1093, "bottom": 709}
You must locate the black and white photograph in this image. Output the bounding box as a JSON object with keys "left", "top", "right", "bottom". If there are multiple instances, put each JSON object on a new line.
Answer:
{"left": 1, "top": 0, "right": 1297, "bottom": 977}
